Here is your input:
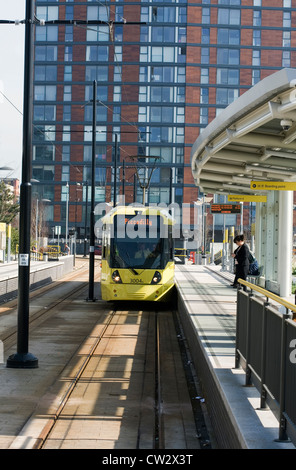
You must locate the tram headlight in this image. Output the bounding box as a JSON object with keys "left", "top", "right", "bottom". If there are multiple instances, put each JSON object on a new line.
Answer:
{"left": 112, "top": 270, "right": 122, "bottom": 283}
{"left": 151, "top": 271, "right": 161, "bottom": 284}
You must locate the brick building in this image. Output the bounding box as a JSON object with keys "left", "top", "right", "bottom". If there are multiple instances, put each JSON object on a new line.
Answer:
{"left": 32, "top": 0, "right": 296, "bottom": 245}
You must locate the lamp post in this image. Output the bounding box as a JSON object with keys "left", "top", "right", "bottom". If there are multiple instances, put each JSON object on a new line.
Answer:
{"left": 7, "top": 0, "right": 38, "bottom": 368}
{"left": 83, "top": 181, "right": 88, "bottom": 257}
{"left": 87, "top": 80, "right": 97, "bottom": 301}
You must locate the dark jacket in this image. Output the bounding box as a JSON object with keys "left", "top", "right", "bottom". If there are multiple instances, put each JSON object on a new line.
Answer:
{"left": 234, "top": 243, "right": 250, "bottom": 267}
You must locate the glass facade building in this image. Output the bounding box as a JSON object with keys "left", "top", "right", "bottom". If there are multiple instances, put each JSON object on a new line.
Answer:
{"left": 32, "top": 0, "right": 296, "bottom": 243}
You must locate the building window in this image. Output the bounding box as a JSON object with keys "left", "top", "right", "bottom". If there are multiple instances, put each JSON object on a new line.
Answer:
{"left": 152, "top": 7, "right": 176, "bottom": 23}
{"left": 35, "top": 65, "right": 57, "bottom": 81}
{"left": 36, "top": 26, "right": 58, "bottom": 42}
{"left": 33, "top": 125, "right": 55, "bottom": 143}
{"left": 114, "top": 65, "right": 122, "bottom": 81}
{"left": 151, "top": 46, "right": 174, "bottom": 62}
{"left": 86, "top": 46, "right": 109, "bottom": 62}
{"left": 63, "top": 126, "right": 71, "bottom": 142}
{"left": 218, "top": 8, "right": 240, "bottom": 25}
{"left": 200, "top": 107, "right": 208, "bottom": 125}
{"left": 87, "top": 26, "right": 109, "bottom": 42}
{"left": 201, "top": 48, "right": 210, "bottom": 64}
{"left": 65, "top": 5, "right": 74, "bottom": 20}
{"left": 85, "top": 65, "right": 108, "bottom": 82}
{"left": 201, "top": 28, "right": 210, "bottom": 44}
{"left": 176, "top": 107, "right": 185, "bottom": 123}
{"left": 87, "top": 5, "right": 109, "bottom": 22}
{"left": 33, "top": 145, "right": 55, "bottom": 162}
{"left": 141, "top": 7, "right": 149, "bottom": 22}
{"left": 283, "top": 31, "right": 291, "bottom": 48}
{"left": 217, "top": 28, "right": 240, "bottom": 45}
{"left": 138, "top": 107, "right": 147, "bottom": 122}
{"left": 63, "top": 85, "right": 72, "bottom": 102}
{"left": 252, "top": 50, "right": 261, "bottom": 66}
{"left": 65, "top": 25, "right": 73, "bottom": 42}
{"left": 200, "top": 68, "right": 209, "bottom": 84}
{"left": 139, "top": 66, "right": 148, "bottom": 82}
{"left": 35, "top": 46, "right": 57, "bottom": 61}
{"left": 85, "top": 85, "right": 108, "bottom": 101}
{"left": 113, "top": 86, "right": 121, "bottom": 102}
{"left": 200, "top": 87, "right": 209, "bottom": 104}
{"left": 61, "top": 166, "right": 70, "bottom": 182}
{"left": 283, "top": 12, "right": 291, "bottom": 28}
{"left": 64, "top": 65, "right": 72, "bottom": 82}
{"left": 36, "top": 6, "right": 58, "bottom": 21}
{"left": 217, "top": 68, "right": 239, "bottom": 85}
{"left": 33, "top": 105, "right": 56, "bottom": 121}
{"left": 283, "top": 0, "right": 291, "bottom": 7}
{"left": 217, "top": 48, "right": 240, "bottom": 65}
{"left": 253, "top": 10, "right": 261, "bottom": 26}
{"left": 62, "top": 146, "right": 70, "bottom": 162}
{"left": 216, "top": 87, "right": 239, "bottom": 105}
{"left": 64, "top": 46, "right": 72, "bottom": 62}
{"left": 63, "top": 105, "right": 71, "bottom": 121}
{"left": 282, "top": 50, "right": 291, "bottom": 67}
{"left": 252, "top": 69, "right": 260, "bottom": 85}
{"left": 202, "top": 8, "right": 211, "bottom": 24}
{"left": 253, "top": 30, "right": 261, "bottom": 46}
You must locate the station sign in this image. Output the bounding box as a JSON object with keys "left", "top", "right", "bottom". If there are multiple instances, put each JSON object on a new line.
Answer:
{"left": 250, "top": 181, "right": 296, "bottom": 191}
{"left": 210, "top": 204, "right": 241, "bottom": 214}
{"left": 228, "top": 195, "right": 267, "bottom": 202}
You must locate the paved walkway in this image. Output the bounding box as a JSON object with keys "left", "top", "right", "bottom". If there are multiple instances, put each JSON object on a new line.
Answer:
{"left": 175, "top": 264, "right": 295, "bottom": 449}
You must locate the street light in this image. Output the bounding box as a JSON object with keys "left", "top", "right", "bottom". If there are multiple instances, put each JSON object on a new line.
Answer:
{"left": 0, "top": 166, "right": 14, "bottom": 171}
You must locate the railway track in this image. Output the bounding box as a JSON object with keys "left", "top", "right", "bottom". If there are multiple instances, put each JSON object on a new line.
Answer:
{"left": 0, "top": 258, "right": 98, "bottom": 350}
{"left": 27, "top": 305, "right": 209, "bottom": 450}
{"left": 1, "top": 259, "right": 211, "bottom": 450}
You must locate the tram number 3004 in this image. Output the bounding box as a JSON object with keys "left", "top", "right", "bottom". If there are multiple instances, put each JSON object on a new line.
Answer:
{"left": 130, "top": 278, "right": 143, "bottom": 283}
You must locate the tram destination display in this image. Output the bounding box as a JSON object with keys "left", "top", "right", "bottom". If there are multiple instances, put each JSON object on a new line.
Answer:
{"left": 210, "top": 204, "right": 241, "bottom": 214}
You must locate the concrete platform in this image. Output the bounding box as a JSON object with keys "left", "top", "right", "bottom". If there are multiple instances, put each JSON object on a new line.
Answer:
{"left": 175, "top": 264, "right": 295, "bottom": 449}
{"left": 0, "top": 256, "right": 74, "bottom": 303}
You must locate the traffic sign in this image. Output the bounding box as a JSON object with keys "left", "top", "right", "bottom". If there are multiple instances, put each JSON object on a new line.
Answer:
{"left": 228, "top": 194, "right": 267, "bottom": 202}
{"left": 210, "top": 204, "right": 241, "bottom": 214}
{"left": 250, "top": 181, "right": 296, "bottom": 191}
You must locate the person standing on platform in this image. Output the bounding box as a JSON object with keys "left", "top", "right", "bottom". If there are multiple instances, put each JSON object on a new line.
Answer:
{"left": 231, "top": 234, "right": 250, "bottom": 289}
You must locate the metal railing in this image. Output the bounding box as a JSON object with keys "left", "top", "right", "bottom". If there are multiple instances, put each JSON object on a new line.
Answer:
{"left": 236, "top": 279, "right": 296, "bottom": 445}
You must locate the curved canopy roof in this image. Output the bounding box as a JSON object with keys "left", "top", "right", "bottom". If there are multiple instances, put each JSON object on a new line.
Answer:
{"left": 191, "top": 68, "right": 296, "bottom": 195}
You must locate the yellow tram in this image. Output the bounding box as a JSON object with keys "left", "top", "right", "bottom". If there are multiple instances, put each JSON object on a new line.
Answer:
{"left": 100, "top": 205, "right": 175, "bottom": 302}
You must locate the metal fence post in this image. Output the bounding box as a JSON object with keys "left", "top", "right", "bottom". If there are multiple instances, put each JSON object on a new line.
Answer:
{"left": 260, "top": 299, "right": 269, "bottom": 409}
{"left": 245, "top": 288, "right": 253, "bottom": 386}
{"left": 277, "top": 307, "right": 292, "bottom": 441}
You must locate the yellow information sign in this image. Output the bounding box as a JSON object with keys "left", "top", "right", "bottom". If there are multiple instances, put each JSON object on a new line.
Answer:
{"left": 250, "top": 181, "right": 296, "bottom": 191}
{"left": 228, "top": 195, "right": 267, "bottom": 202}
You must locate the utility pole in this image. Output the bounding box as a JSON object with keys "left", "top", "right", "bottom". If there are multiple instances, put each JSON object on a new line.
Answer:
{"left": 87, "top": 80, "right": 97, "bottom": 301}
{"left": 7, "top": 0, "right": 38, "bottom": 368}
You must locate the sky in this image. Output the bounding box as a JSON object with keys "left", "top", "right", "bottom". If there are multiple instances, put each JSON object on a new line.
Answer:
{"left": 0, "top": 1, "right": 25, "bottom": 180}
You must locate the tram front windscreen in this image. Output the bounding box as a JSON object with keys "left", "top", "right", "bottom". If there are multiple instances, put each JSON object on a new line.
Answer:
{"left": 111, "top": 214, "right": 169, "bottom": 270}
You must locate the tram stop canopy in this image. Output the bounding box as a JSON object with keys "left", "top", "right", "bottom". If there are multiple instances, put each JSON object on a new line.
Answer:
{"left": 191, "top": 68, "right": 296, "bottom": 195}
{"left": 190, "top": 68, "right": 296, "bottom": 298}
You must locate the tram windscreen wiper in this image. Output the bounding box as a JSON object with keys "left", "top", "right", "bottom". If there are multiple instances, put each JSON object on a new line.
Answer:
{"left": 114, "top": 250, "right": 139, "bottom": 275}
{"left": 123, "top": 249, "right": 139, "bottom": 275}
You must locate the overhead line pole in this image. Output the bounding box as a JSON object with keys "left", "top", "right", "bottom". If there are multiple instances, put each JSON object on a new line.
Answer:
{"left": 7, "top": 0, "right": 38, "bottom": 369}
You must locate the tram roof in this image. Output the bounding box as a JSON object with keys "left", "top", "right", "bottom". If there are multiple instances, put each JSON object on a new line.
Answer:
{"left": 101, "top": 204, "right": 174, "bottom": 224}
{"left": 191, "top": 68, "right": 296, "bottom": 195}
